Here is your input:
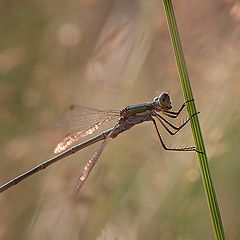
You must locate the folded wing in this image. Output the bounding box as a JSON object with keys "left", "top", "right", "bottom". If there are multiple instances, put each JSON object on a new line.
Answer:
{"left": 54, "top": 106, "right": 119, "bottom": 154}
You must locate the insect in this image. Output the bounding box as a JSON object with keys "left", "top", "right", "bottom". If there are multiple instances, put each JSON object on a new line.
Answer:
{"left": 0, "top": 93, "right": 201, "bottom": 198}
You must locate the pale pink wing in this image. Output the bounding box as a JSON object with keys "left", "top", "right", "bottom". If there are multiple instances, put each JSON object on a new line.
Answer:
{"left": 71, "top": 125, "right": 116, "bottom": 199}
{"left": 54, "top": 106, "right": 119, "bottom": 154}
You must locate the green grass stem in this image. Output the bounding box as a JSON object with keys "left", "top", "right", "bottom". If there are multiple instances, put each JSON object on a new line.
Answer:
{"left": 162, "top": 1, "right": 226, "bottom": 239}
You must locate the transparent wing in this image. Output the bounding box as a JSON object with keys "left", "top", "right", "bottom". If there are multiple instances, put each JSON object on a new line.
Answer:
{"left": 54, "top": 106, "right": 119, "bottom": 154}
{"left": 71, "top": 125, "right": 117, "bottom": 200}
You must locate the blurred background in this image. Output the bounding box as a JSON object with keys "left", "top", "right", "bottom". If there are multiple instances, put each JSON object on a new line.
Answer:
{"left": 0, "top": 0, "right": 240, "bottom": 239}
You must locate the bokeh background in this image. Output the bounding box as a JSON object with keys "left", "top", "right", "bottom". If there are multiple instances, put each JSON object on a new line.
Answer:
{"left": 0, "top": 0, "right": 240, "bottom": 239}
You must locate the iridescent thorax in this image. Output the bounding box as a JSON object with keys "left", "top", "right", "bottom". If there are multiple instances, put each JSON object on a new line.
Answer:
{"left": 120, "top": 92, "right": 172, "bottom": 120}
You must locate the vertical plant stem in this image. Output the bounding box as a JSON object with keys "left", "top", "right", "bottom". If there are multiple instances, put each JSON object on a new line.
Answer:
{"left": 162, "top": 1, "right": 226, "bottom": 239}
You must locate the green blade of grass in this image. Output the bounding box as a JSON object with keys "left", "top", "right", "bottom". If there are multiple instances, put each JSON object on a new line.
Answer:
{"left": 162, "top": 1, "right": 226, "bottom": 239}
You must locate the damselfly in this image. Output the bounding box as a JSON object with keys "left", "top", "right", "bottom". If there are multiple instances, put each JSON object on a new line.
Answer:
{"left": 0, "top": 93, "right": 201, "bottom": 198}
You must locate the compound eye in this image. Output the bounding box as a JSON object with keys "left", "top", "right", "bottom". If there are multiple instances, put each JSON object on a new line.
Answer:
{"left": 159, "top": 92, "right": 172, "bottom": 110}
